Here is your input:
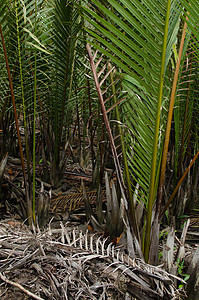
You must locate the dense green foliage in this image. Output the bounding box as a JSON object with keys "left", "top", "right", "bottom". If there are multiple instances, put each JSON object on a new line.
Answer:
{"left": 0, "top": 0, "right": 198, "bottom": 262}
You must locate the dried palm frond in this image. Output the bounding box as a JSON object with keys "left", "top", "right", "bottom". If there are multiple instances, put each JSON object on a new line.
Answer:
{"left": 0, "top": 220, "right": 185, "bottom": 299}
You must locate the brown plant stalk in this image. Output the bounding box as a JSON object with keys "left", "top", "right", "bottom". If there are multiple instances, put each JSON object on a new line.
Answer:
{"left": 86, "top": 43, "right": 140, "bottom": 242}
{"left": 0, "top": 23, "right": 32, "bottom": 223}
{"left": 149, "top": 15, "right": 189, "bottom": 265}
{"left": 157, "top": 15, "right": 189, "bottom": 219}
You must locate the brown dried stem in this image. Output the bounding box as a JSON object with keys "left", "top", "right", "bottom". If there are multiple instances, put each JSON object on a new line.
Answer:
{"left": 0, "top": 23, "right": 32, "bottom": 223}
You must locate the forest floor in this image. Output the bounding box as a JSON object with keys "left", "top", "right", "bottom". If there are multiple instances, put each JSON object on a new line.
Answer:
{"left": 0, "top": 155, "right": 198, "bottom": 299}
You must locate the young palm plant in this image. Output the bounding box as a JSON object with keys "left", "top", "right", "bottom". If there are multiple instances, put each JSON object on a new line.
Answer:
{"left": 81, "top": 0, "right": 198, "bottom": 262}
{"left": 0, "top": 0, "right": 86, "bottom": 222}
{"left": 47, "top": 0, "right": 84, "bottom": 185}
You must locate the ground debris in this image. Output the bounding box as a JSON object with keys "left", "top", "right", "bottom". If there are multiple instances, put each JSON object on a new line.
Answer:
{"left": 0, "top": 220, "right": 185, "bottom": 299}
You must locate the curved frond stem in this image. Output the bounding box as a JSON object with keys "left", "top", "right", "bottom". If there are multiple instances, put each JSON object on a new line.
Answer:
{"left": 144, "top": 0, "right": 171, "bottom": 262}
{"left": 157, "top": 14, "right": 189, "bottom": 219}
{"left": 87, "top": 43, "right": 141, "bottom": 246}
{"left": 108, "top": 63, "right": 140, "bottom": 244}
{"left": 87, "top": 43, "right": 126, "bottom": 197}
{"left": 148, "top": 14, "right": 190, "bottom": 265}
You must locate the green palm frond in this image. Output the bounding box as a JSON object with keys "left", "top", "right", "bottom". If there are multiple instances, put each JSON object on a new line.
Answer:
{"left": 0, "top": 0, "right": 51, "bottom": 122}
{"left": 48, "top": 0, "right": 83, "bottom": 165}
{"left": 83, "top": 0, "right": 175, "bottom": 204}
{"left": 83, "top": 0, "right": 174, "bottom": 262}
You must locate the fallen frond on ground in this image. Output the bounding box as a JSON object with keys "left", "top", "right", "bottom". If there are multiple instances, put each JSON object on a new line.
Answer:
{"left": 0, "top": 220, "right": 185, "bottom": 299}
